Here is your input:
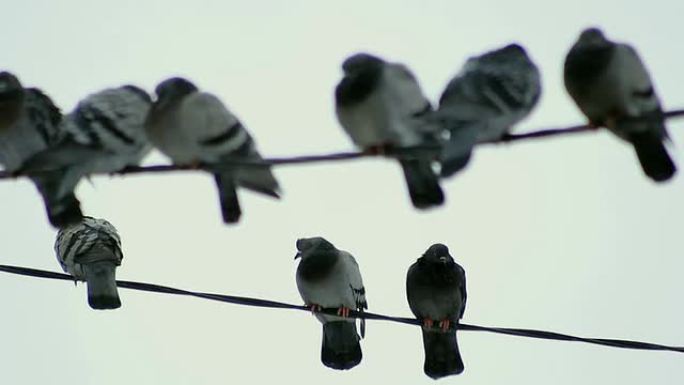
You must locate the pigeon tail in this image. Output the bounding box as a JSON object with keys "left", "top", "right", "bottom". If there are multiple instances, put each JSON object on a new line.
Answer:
{"left": 439, "top": 121, "right": 478, "bottom": 178}
{"left": 321, "top": 321, "right": 362, "bottom": 370}
{"left": 83, "top": 261, "right": 121, "bottom": 310}
{"left": 46, "top": 193, "right": 83, "bottom": 228}
{"left": 399, "top": 158, "right": 444, "bottom": 209}
{"left": 421, "top": 329, "right": 464, "bottom": 379}
{"left": 29, "top": 171, "right": 84, "bottom": 228}
{"left": 440, "top": 152, "right": 473, "bottom": 178}
{"left": 235, "top": 164, "right": 281, "bottom": 199}
{"left": 214, "top": 173, "right": 241, "bottom": 223}
{"left": 629, "top": 130, "right": 676, "bottom": 182}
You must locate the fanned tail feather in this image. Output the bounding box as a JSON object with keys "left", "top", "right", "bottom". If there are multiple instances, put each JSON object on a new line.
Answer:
{"left": 83, "top": 261, "right": 120, "bottom": 310}
{"left": 321, "top": 321, "right": 362, "bottom": 370}
{"left": 214, "top": 173, "right": 241, "bottom": 223}
{"left": 399, "top": 158, "right": 444, "bottom": 209}
{"left": 630, "top": 130, "right": 676, "bottom": 182}
{"left": 421, "top": 329, "right": 464, "bottom": 379}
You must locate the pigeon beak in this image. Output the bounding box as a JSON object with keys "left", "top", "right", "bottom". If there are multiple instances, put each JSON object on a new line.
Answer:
{"left": 294, "top": 252, "right": 302, "bottom": 260}
{"left": 439, "top": 256, "right": 448, "bottom": 264}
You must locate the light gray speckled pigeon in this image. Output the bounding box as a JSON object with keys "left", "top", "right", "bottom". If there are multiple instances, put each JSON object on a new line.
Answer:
{"left": 295, "top": 237, "right": 367, "bottom": 370}
{"left": 0, "top": 72, "right": 63, "bottom": 173}
{"left": 335, "top": 53, "right": 444, "bottom": 209}
{"left": 55, "top": 216, "right": 124, "bottom": 310}
{"left": 437, "top": 44, "right": 541, "bottom": 177}
{"left": 564, "top": 27, "right": 675, "bottom": 182}
{"left": 145, "top": 77, "right": 280, "bottom": 224}
{"left": 23, "top": 85, "right": 152, "bottom": 228}
{"left": 406, "top": 243, "right": 467, "bottom": 379}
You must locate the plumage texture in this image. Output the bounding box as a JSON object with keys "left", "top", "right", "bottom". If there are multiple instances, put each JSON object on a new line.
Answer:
{"left": 564, "top": 27, "right": 676, "bottom": 182}
{"left": 437, "top": 44, "right": 540, "bottom": 176}
{"left": 145, "top": 77, "right": 280, "bottom": 224}
{"left": 335, "top": 53, "right": 444, "bottom": 208}
{"left": 0, "top": 72, "right": 63, "bottom": 172}
{"left": 406, "top": 244, "right": 467, "bottom": 379}
{"left": 23, "top": 85, "right": 152, "bottom": 227}
{"left": 55, "top": 217, "right": 124, "bottom": 310}
{"left": 295, "top": 237, "right": 367, "bottom": 370}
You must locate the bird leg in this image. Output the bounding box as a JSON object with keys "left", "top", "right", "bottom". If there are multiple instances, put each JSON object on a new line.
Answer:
{"left": 337, "top": 306, "right": 351, "bottom": 317}
{"left": 422, "top": 318, "right": 434, "bottom": 330}
{"left": 308, "top": 304, "right": 322, "bottom": 314}
{"left": 364, "top": 144, "right": 392, "bottom": 156}
{"left": 439, "top": 319, "right": 451, "bottom": 332}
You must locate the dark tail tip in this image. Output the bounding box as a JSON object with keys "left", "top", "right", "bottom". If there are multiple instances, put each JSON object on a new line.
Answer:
{"left": 400, "top": 159, "right": 445, "bottom": 209}
{"left": 422, "top": 330, "right": 464, "bottom": 379}
{"left": 88, "top": 295, "right": 121, "bottom": 310}
{"left": 321, "top": 322, "right": 362, "bottom": 370}
{"left": 48, "top": 194, "right": 83, "bottom": 228}
{"left": 214, "top": 174, "right": 242, "bottom": 223}
{"left": 631, "top": 131, "right": 677, "bottom": 182}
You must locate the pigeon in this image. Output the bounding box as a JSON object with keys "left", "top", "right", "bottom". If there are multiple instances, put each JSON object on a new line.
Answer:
{"left": 54, "top": 216, "right": 124, "bottom": 310}
{"left": 437, "top": 44, "right": 541, "bottom": 177}
{"left": 145, "top": 77, "right": 281, "bottom": 224}
{"left": 0, "top": 72, "right": 63, "bottom": 173}
{"left": 22, "top": 85, "right": 152, "bottom": 228}
{"left": 564, "top": 27, "right": 676, "bottom": 182}
{"left": 406, "top": 243, "right": 467, "bottom": 379}
{"left": 295, "top": 237, "right": 368, "bottom": 370}
{"left": 335, "top": 53, "right": 444, "bottom": 209}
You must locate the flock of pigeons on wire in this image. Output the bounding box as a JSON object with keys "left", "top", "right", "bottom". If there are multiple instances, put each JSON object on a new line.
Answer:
{"left": 1, "top": 26, "right": 679, "bottom": 380}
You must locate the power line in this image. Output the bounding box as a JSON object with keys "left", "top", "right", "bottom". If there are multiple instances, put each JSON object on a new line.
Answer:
{"left": 1, "top": 109, "right": 683, "bottom": 179}
{"left": 1, "top": 263, "right": 681, "bottom": 354}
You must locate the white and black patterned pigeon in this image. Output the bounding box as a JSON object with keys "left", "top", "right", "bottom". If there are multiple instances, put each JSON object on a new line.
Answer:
{"left": 406, "top": 243, "right": 467, "bottom": 379}
{"left": 564, "top": 27, "right": 676, "bottom": 182}
{"left": 295, "top": 237, "right": 367, "bottom": 370}
{"left": 145, "top": 77, "right": 281, "bottom": 224}
{"left": 335, "top": 53, "right": 444, "bottom": 209}
{"left": 437, "top": 44, "right": 541, "bottom": 177}
{"left": 0, "top": 72, "right": 63, "bottom": 173}
{"left": 55, "top": 216, "right": 124, "bottom": 310}
{"left": 22, "top": 85, "right": 152, "bottom": 228}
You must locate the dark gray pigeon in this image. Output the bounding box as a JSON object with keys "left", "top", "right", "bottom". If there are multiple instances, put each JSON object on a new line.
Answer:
{"left": 22, "top": 85, "right": 152, "bottom": 228}
{"left": 0, "top": 72, "right": 63, "bottom": 173}
{"left": 564, "top": 27, "right": 676, "bottom": 182}
{"left": 145, "top": 77, "right": 281, "bottom": 224}
{"left": 437, "top": 44, "right": 541, "bottom": 177}
{"left": 406, "top": 243, "right": 467, "bottom": 379}
{"left": 335, "top": 53, "right": 444, "bottom": 209}
{"left": 0, "top": 71, "right": 26, "bottom": 130}
{"left": 55, "top": 216, "right": 124, "bottom": 310}
{"left": 295, "top": 237, "right": 367, "bottom": 370}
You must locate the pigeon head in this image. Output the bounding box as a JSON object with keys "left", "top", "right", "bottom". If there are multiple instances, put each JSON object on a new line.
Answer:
{"left": 154, "top": 77, "right": 198, "bottom": 103}
{"left": 0, "top": 71, "right": 23, "bottom": 98}
{"left": 342, "top": 53, "right": 385, "bottom": 74}
{"left": 481, "top": 43, "right": 532, "bottom": 65}
{"left": 576, "top": 27, "right": 609, "bottom": 47}
{"left": 422, "top": 243, "right": 454, "bottom": 265}
{"left": 295, "top": 237, "right": 336, "bottom": 259}
{"left": 122, "top": 85, "right": 152, "bottom": 104}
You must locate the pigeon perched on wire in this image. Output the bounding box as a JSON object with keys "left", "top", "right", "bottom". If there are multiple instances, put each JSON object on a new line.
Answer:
{"left": 335, "top": 53, "right": 444, "bottom": 209}
{"left": 145, "top": 77, "right": 281, "bottom": 224}
{"left": 436, "top": 44, "right": 541, "bottom": 177}
{"left": 54, "top": 216, "right": 124, "bottom": 310}
{"left": 22, "top": 85, "right": 152, "bottom": 228}
{"left": 295, "top": 237, "right": 368, "bottom": 370}
{"left": 406, "top": 243, "right": 467, "bottom": 379}
{"left": 0, "top": 71, "right": 63, "bottom": 173}
{"left": 564, "top": 27, "right": 676, "bottom": 182}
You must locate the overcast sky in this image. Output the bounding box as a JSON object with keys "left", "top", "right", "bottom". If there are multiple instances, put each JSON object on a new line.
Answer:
{"left": 1, "top": 1, "right": 683, "bottom": 384}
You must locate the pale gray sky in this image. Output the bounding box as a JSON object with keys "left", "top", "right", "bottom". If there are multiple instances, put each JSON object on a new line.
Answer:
{"left": 1, "top": 1, "right": 683, "bottom": 384}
